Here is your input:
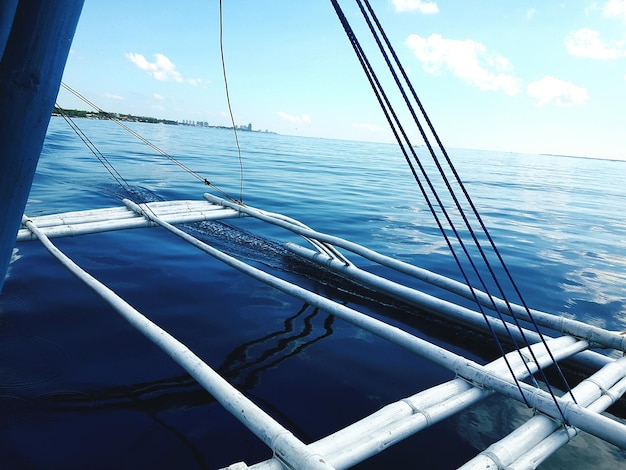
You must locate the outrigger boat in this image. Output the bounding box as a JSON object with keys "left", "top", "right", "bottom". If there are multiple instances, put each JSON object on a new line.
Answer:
{"left": 1, "top": 2, "right": 625, "bottom": 469}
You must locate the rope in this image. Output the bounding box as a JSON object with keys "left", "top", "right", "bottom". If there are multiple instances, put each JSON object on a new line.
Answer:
{"left": 364, "top": 0, "right": 577, "bottom": 406}
{"left": 219, "top": 0, "right": 244, "bottom": 204}
{"left": 59, "top": 83, "right": 238, "bottom": 204}
{"left": 328, "top": 0, "right": 528, "bottom": 406}
{"left": 358, "top": 0, "right": 576, "bottom": 405}
{"left": 56, "top": 105, "right": 172, "bottom": 224}
{"left": 330, "top": 0, "right": 577, "bottom": 419}
{"left": 56, "top": 105, "right": 139, "bottom": 202}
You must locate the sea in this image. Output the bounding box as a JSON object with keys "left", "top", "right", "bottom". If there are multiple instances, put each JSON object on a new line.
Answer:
{"left": 1, "top": 117, "right": 625, "bottom": 469}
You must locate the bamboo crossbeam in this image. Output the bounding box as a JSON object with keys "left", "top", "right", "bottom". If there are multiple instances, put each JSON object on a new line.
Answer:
{"left": 16, "top": 200, "right": 242, "bottom": 241}
{"left": 244, "top": 337, "right": 589, "bottom": 469}
{"left": 311, "top": 337, "right": 587, "bottom": 469}
{"left": 460, "top": 357, "right": 626, "bottom": 469}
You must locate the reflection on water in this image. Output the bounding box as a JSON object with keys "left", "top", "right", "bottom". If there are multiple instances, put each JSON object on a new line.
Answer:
{"left": 0, "top": 303, "right": 332, "bottom": 469}
{"left": 455, "top": 394, "right": 626, "bottom": 468}
{"left": 219, "top": 304, "right": 334, "bottom": 390}
{"left": 4, "top": 303, "right": 331, "bottom": 409}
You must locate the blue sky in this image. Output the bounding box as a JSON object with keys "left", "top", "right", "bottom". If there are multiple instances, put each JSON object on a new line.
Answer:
{"left": 58, "top": 1, "right": 626, "bottom": 160}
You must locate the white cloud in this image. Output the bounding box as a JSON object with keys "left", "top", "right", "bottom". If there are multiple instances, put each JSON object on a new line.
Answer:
{"left": 278, "top": 111, "right": 311, "bottom": 124}
{"left": 105, "top": 93, "right": 124, "bottom": 100}
{"left": 153, "top": 93, "right": 164, "bottom": 100}
{"left": 526, "top": 8, "right": 536, "bottom": 20}
{"left": 604, "top": 0, "right": 626, "bottom": 20}
{"left": 186, "top": 78, "right": 204, "bottom": 86}
{"left": 405, "top": 33, "right": 522, "bottom": 94}
{"left": 352, "top": 122, "right": 385, "bottom": 133}
{"left": 565, "top": 28, "right": 626, "bottom": 59}
{"left": 527, "top": 76, "right": 588, "bottom": 106}
{"left": 126, "top": 52, "right": 183, "bottom": 82}
{"left": 393, "top": 0, "right": 438, "bottom": 14}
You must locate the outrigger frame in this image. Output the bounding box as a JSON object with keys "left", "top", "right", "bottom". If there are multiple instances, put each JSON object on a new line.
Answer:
{"left": 17, "top": 194, "right": 626, "bottom": 469}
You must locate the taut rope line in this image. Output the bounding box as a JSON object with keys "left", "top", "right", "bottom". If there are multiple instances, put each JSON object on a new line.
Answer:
{"left": 330, "top": 0, "right": 577, "bottom": 420}
{"left": 59, "top": 82, "right": 239, "bottom": 204}
{"left": 219, "top": 0, "right": 244, "bottom": 204}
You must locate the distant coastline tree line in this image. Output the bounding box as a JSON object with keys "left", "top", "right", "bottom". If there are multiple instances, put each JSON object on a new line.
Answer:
{"left": 52, "top": 107, "right": 275, "bottom": 134}
{"left": 52, "top": 107, "right": 178, "bottom": 125}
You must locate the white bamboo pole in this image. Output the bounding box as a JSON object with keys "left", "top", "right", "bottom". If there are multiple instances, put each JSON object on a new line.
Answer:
{"left": 247, "top": 337, "right": 588, "bottom": 470}
{"left": 124, "top": 199, "right": 626, "bottom": 450}
{"left": 21, "top": 214, "right": 334, "bottom": 470}
{"left": 27, "top": 206, "right": 142, "bottom": 226}
{"left": 203, "top": 193, "right": 626, "bottom": 353}
{"left": 16, "top": 201, "right": 241, "bottom": 241}
{"left": 20, "top": 200, "right": 234, "bottom": 228}
{"left": 285, "top": 242, "right": 614, "bottom": 373}
{"left": 460, "top": 357, "right": 626, "bottom": 469}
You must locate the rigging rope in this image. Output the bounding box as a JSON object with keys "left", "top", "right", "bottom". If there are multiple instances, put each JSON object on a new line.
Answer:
{"left": 357, "top": 0, "right": 578, "bottom": 407}
{"left": 356, "top": 0, "right": 571, "bottom": 391}
{"left": 219, "top": 0, "right": 244, "bottom": 204}
{"left": 330, "top": 0, "right": 577, "bottom": 419}
{"left": 55, "top": 105, "right": 167, "bottom": 222}
{"left": 55, "top": 104, "right": 138, "bottom": 201}
{"left": 328, "top": 0, "right": 530, "bottom": 407}
{"left": 357, "top": 0, "right": 576, "bottom": 403}
{"left": 59, "top": 82, "right": 239, "bottom": 204}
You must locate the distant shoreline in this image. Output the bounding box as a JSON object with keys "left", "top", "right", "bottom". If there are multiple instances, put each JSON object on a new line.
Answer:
{"left": 52, "top": 107, "right": 276, "bottom": 134}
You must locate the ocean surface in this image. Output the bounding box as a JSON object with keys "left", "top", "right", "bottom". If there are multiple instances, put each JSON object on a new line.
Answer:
{"left": 1, "top": 117, "right": 625, "bottom": 469}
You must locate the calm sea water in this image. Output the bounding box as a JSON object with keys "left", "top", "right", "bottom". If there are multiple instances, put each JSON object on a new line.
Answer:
{"left": 1, "top": 117, "right": 625, "bottom": 469}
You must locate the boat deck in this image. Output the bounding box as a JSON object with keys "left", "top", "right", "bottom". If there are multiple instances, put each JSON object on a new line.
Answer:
{"left": 17, "top": 194, "right": 626, "bottom": 469}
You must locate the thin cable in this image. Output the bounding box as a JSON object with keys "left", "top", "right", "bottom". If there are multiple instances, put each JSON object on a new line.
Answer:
{"left": 330, "top": 0, "right": 578, "bottom": 419}
{"left": 56, "top": 105, "right": 165, "bottom": 221}
{"left": 358, "top": 0, "right": 576, "bottom": 407}
{"left": 56, "top": 105, "right": 135, "bottom": 199}
{"left": 328, "top": 0, "right": 530, "bottom": 405}
{"left": 219, "top": 0, "right": 244, "bottom": 204}
{"left": 59, "top": 83, "right": 238, "bottom": 204}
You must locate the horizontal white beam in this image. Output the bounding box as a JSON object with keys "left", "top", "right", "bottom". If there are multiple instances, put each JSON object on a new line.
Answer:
{"left": 16, "top": 199, "right": 243, "bottom": 241}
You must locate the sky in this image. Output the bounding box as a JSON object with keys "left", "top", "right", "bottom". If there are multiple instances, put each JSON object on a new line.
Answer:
{"left": 58, "top": 0, "right": 626, "bottom": 160}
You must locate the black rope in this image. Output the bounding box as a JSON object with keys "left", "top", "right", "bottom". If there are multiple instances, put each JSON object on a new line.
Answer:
{"left": 359, "top": 0, "right": 578, "bottom": 410}
{"left": 330, "top": 0, "right": 577, "bottom": 419}
{"left": 328, "top": 0, "right": 531, "bottom": 408}
{"left": 56, "top": 105, "right": 171, "bottom": 224}
{"left": 357, "top": 0, "right": 577, "bottom": 408}
{"left": 352, "top": 0, "right": 547, "bottom": 394}
{"left": 56, "top": 105, "right": 137, "bottom": 201}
